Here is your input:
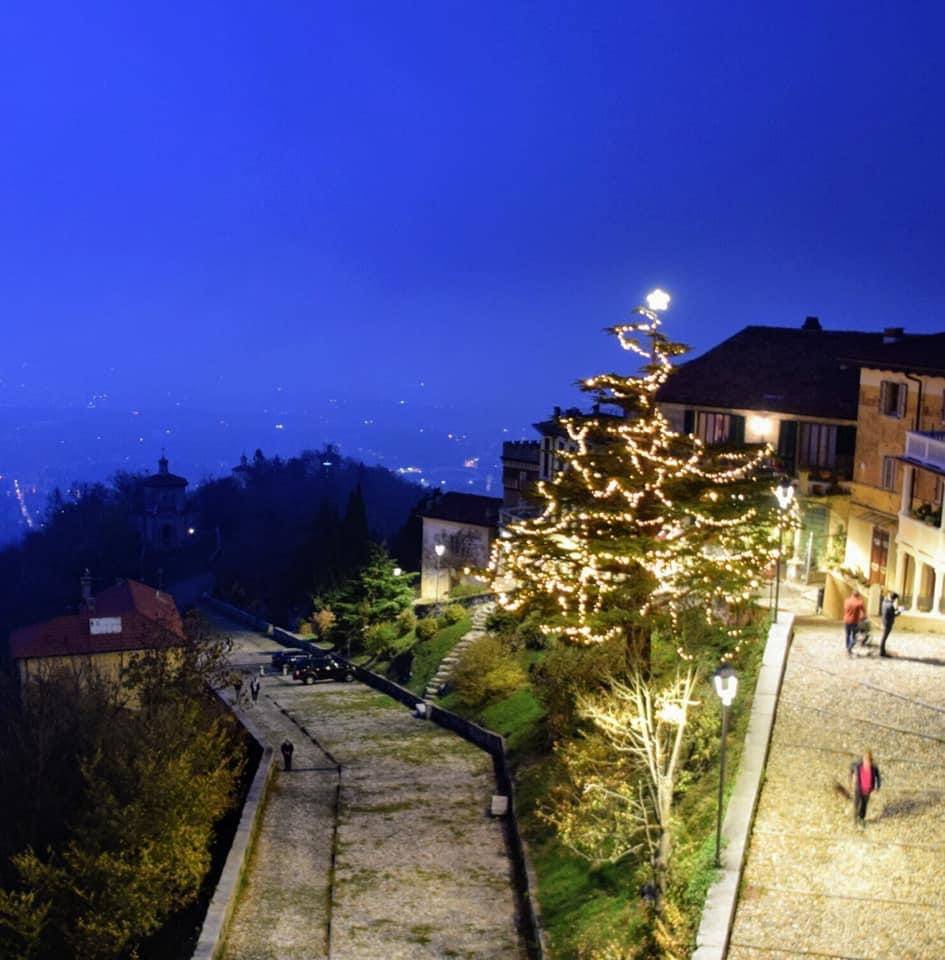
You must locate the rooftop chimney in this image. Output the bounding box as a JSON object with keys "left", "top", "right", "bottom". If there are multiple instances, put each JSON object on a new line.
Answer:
{"left": 802, "top": 316, "right": 822, "bottom": 331}
{"left": 553, "top": 406, "right": 561, "bottom": 418}
{"left": 883, "top": 327, "right": 905, "bottom": 344}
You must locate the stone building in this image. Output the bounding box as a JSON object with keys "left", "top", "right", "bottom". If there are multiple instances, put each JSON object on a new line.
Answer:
{"left": 500, "top": 440, "right": 540, "bottom": 510}
{"left": 419, "top": 492, "right": 502, "bottom": 601}
{"left": 9, "top": 575, "right": 185, "bottom": 688}
{"left": 838, "top": 333, "right": 945, "bottom": 619}
{"left": 141, "top": 454, "right": 189, "bottom": 549}
{"left": 654, "top": 317, "right": 913, "bottom": 575}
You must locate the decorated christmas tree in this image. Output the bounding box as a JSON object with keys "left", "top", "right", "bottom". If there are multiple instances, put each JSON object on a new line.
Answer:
{"left": 492, "top": 291, "right": 780, "bottom": 666}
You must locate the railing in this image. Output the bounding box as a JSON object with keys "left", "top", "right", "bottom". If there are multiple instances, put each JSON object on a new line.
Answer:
{"left": 905, "top": 431, "right": 945, "bottom": 470}
{"left": 896, "top": 513, "right": 944, "bottom": 560}
{"left": 499, "top": 504, "right": 542, "bottom": 526}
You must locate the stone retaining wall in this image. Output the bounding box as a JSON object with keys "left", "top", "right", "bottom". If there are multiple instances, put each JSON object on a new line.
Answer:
{"left": 692, "top": 612, "right": 796, "bottom": 960}
{"left": 192, "top": 699, "right": 276, "bottom": 960}
{"left": 202, "top": 595, "right": 546, "bottom": 960}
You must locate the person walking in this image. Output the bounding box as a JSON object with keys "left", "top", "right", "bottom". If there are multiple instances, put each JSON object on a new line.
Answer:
{"left": 843, "top": 590, "right": 866, "bottom": 657}
{"left": 232, "top": 674, "right": 244, "bottom": 704}
{"left": 879, "top": 591, "right": 902, "bottom": 658}
{"left": 849, "top": 751, "right": 881, "bottom": 827}
{"left": 280, "top": 739, "right": 294, "bottom": 771}
{"left": 250, "top": 676, "right": 261, "bottom": 703}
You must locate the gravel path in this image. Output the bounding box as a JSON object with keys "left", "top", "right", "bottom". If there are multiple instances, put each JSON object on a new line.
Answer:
{"left": 729, "top": 621, "right": 945, "bottom": 960}
{"left": 204, "top": 609, "right": 525, "bottom": 960}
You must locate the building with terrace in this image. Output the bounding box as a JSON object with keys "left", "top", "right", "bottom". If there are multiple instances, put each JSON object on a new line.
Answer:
{"left": 839, "top": 334, "right": 945, "bottom": 619}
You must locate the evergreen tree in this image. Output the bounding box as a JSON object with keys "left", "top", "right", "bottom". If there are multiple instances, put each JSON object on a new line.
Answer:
{"left": 332, "top": 546, "right": 414, "bottom": 655}
{"left": 339, "top": 481, "right": 371, "bottom": 576}
{"left": 493, "top": 293, "right": 778, "bottom": 666}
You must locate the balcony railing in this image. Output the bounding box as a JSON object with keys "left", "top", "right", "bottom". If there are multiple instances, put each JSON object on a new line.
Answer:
{"left": 896, "top": 512, "right": 945, "bottom": 561}
{"left": 499, "top": 504, "right": 542, "bottom": 526}
{"left": 905, "top": 431, "right": 945, "bottom": 471}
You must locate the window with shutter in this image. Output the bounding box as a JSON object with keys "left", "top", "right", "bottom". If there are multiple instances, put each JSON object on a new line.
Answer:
{"left": 880, "top": 380, "right": 907, "bottom": 419}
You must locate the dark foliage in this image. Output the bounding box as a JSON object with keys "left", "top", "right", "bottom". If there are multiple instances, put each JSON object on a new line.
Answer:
{"left": 0, "top": 446, "right": 423, "bottom": 644}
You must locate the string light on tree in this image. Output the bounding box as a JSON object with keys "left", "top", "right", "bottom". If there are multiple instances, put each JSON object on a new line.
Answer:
{"left": 491, "top": 289, "right": 779, "bottom": 665}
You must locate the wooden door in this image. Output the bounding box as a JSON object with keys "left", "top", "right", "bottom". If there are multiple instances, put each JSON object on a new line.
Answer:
{"left": 869, "top": 527, "right": 889, "bottom": 586}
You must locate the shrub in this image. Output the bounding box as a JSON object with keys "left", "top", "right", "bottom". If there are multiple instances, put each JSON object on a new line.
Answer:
{"left": 396, "top": 608, "right": 417, "bottom": 637}
{"left": 452, "top": 636, "right": 527, "bottom": 708}
{"left": 531, "top": 637, "right": 628, "bottom": 738}
{"left": 297, "top": 621, "right": 314, "bottom": 636}
{"left": 517, "top": 613, "right": 547, "bottom": 650}
{"left": 441, "top": 603, "right": 466, "bottom": 626}
{"left": 363, "top": 621, "right": 404, "bottom": 659}
{"left": 485, "top": 606, "right": 518, "bottom": 636}
{"left": 450, "top": 581, "right": 486, "bottom": 599}
{"left": 313, "top": 608, "right": 335, "bottom": 639}
{"left": 415, "top": 617, "right": 439, "bottom": 642}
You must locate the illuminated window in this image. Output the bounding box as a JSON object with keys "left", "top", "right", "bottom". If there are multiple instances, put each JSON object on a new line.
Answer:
{"left": 695, "top": 412, "right": 732, "bottom": 445}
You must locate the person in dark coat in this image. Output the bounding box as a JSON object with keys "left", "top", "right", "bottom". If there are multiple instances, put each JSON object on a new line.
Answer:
{"left": 849, "top": 751, "right": 881, "bottom": 826}
{"left": 250, "top": 676, "right": 261, "bottom": 703}
{"left": 879, "top": 591, "right": 901, "bottom": 658}
{"left": 280, "top": 739, "right": 294, "bottom": 771}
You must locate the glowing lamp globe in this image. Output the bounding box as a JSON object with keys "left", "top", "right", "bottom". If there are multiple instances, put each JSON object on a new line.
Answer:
{"left": 775, "top": 482, "right": 795, "bottom": 511}
{"left": 713, "top": 663, "right": 738, "bottom": 707}
{"left": 646, "top": 289, "right": 671, "bottom": 312}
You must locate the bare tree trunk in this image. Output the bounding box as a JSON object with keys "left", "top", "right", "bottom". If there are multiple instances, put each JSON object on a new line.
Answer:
{"left": 626, "top": 623, "right": 651, "bottom": 676}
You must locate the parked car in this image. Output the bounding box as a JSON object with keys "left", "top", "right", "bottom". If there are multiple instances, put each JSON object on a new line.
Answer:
{"left": 293, "top": 656, "right": 356, "bottom": 684}
{"left": 271, "top": 650, "right": 317, "bottom": 671}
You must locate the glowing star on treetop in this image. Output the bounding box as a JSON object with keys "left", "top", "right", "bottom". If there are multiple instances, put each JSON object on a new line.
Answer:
{"left": 645, "top": 288, "right": 671, "bottom": 312}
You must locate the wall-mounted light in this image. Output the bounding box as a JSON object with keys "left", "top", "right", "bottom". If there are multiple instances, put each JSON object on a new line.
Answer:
{"left": 748, "top": 415, "right": 774, "bottom": 439}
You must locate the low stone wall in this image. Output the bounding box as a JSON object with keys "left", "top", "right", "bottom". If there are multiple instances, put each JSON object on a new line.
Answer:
{"left": 201, "top": 595, "right": 273, "bottom": 634}
{"left": 692, "top": 612, "right": 796, "bottom": 960}
{"left": 191, "top": 700, "right": 276, "bottom": 960}
{"left": 202, "top": 595, "right": 546, "bottom": 959}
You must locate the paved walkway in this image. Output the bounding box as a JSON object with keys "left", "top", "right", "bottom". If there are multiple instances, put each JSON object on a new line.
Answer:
{"left": 205, "top": 609, "right": 525, "bottom": 960}
{"left": 729, "top": 621, "right": 945, "bottom": 959}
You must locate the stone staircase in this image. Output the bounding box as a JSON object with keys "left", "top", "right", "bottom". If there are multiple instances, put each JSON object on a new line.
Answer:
{"left": 424, "top": 602, "right": 494, "bottom": 700}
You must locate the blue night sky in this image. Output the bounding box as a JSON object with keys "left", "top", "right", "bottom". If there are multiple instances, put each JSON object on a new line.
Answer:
{"left": 0, "top": 1, "right": 943, "bottom": 530}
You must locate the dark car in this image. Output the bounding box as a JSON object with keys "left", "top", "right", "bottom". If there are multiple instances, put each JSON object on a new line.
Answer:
{"left": 293, "top": 656, "right": 356, "bottom": 684}
{"left": 271, "top": 650, "right": 317, "bottom": 671}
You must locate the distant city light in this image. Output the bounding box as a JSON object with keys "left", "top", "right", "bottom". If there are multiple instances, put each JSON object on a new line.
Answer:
{"left": 463, "top": 457, "right": 479, "bottom": 469}
{"left": 187, "top": 527, "right": 196, "bottom": 535}
{"left": 275, "top": 423, "right": 285, "bottom": 430}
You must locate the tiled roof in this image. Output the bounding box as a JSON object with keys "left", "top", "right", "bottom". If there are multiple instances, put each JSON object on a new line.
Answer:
{"left": 10, "top": 580, "right": 184, "bottom": 661}
{"left": 420, "top": 492, "right": 503, "bottom": 528}
{"left": 655, "top": 325, "right": 931, "bottom": 421}
{"left": 840, "top": 333, "right": 945, "bottom": 375}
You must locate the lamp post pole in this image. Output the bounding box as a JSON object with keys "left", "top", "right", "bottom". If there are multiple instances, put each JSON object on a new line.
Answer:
{"left": 713, "top": 664, "right": 738, "bottom": 868}
{"left": 773, "top": 481, "right": 795, "bottom": 622}
{"left": 434, "top": 543, "right": 446, "bottom": 607}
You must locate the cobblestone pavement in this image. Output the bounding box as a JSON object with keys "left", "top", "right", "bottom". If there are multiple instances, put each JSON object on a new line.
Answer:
{"left": 204, "top": 609, "right": 525, "bottom": 960}
{"left": 729, "top": 621, "right": 945, "bottom": 960}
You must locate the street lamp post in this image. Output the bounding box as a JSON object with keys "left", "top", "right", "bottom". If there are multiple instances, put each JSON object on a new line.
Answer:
{"left": 434, "top": 543, "right": 446, "bottom": 606}
{"left": 713, "top": 663, "right": 738, "bottom": 868}
{"left": 773, "top": 481, "right": 795, "bottom": 621}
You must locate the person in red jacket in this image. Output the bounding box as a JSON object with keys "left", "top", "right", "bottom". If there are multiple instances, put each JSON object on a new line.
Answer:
{"left": 843, "top": 590, "right": 866, "bottom": 656}
{"left": 849, "top": 751, "right": 881, "bottom": 827}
